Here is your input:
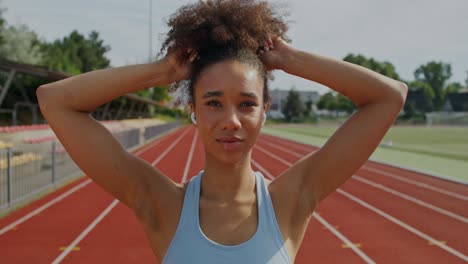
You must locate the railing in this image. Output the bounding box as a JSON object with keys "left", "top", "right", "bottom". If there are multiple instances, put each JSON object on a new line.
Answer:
{"left": 425, "top": 111, "right": 468, "bottom": 127}
{"left": 0, "top": 121, "right": 182, "bottom": 210}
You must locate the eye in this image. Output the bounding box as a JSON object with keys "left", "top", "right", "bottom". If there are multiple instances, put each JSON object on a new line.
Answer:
{"left": 240, "top": 101, "right": 257, "bottom": 108}
{"left": 205, "top": 100, "right": 221, "bottom": 107}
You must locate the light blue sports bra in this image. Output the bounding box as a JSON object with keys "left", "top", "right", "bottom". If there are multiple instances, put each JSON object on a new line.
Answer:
{"left": 162, "top": 170, "right": 291, "bottom": 264}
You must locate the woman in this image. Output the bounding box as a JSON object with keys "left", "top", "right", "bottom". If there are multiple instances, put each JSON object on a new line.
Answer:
{"left": 36, "top": 0, "right": 407, "bottom": 263}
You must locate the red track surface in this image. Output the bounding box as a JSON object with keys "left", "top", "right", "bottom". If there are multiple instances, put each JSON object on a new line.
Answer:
{"left": 1, "top": 126, "right": 467, "bottom": 263}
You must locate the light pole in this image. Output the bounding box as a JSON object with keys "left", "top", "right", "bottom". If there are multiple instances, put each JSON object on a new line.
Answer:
{"left": 465, "top": 70, "right": 468, "bottom": 88}
{"left": 149, "top": 0, "right": 153, "bottom": 63}
{"left": 149, "top": 0, "right": 155, "bottom": 116}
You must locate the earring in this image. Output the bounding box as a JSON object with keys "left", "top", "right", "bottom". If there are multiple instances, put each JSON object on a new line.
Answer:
{"left": 261, "top": 112, "right": 266, "bottom": 127}
{"left": 191, "top": 112, "right": 198, "bottom": 125}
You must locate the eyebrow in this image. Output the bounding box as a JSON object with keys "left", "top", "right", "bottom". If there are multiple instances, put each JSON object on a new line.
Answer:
{"left": 202, "top": 91, "right": 259, "bottom": 100}
{"left": 241, "top": 92, "right": 259, "bottom": 100}
{"left": 202, "top": 91, "right": 223, "bottom": 99}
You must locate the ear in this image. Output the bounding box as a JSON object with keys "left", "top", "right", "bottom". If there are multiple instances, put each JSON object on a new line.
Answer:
{"left": 263, "top": 101, "right": 271, "bottom": 113}
{"left": 189, "top": 102, "right": 195, "bottom": 113}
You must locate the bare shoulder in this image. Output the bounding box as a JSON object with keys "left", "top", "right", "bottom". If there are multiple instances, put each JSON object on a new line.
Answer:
{"left": 265, "top": 172, "right": 312, "bottom": 261}
{"left": 267, "top": 168, "right": 315, "bottom": 224}
{"left": 138, "top": 172, "right": 189, "bottom": 232}
{"left": 136, "top": 176, "right": 193, "bottom": 260}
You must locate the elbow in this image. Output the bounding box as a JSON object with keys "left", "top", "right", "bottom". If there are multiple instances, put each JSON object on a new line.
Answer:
{"left": 36, "top": 86, "right": 49, "bottom": 114}
{"left": 36, "top": 84, "right": 55, "bottom": 101}
{"left": 384, "top": 81, "right": 408, "bottom": 107}
{"left": 36, "top": 85, "right": 57, "bottom": 112}
{"left": 395, "top": 81, "right": 408, "bottom": 106}
{"left": 36, "top": 85, "right": 48, "bottom": 105}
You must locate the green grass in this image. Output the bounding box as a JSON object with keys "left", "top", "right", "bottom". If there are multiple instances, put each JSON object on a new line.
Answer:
{"left": 269, "top": 124, "right": 468, "bottom": 162}
{"left": 153, "top": 114, "right": 179, "bottom": 122}
{"left": 262, "top": 124, "right": 468, "bottom": 182}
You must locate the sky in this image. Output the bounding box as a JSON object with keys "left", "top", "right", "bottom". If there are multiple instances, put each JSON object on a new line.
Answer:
{"left": 2, "top": 0, "right": 467, "bottom": 95}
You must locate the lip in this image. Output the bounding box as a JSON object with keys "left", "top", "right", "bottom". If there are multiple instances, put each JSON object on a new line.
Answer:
{"left": 216, "top": 137, "right": 244, "bottom": 151}
{"left": 216, "top": 137, "right": 244, "bottom": 142}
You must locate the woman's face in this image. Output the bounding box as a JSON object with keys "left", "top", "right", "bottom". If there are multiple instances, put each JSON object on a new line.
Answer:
{"left": 190, "top": 59, "right": 266, "bottom": 165}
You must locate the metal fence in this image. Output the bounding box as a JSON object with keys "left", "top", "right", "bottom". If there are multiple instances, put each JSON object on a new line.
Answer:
{"left": 425, "top": 111, "right": 468, "bottom": 127}
{"left": 0, "top": 121, "right": 182, "bottom": 210}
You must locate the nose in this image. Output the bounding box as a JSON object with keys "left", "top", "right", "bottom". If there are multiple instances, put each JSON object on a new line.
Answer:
{"left": 222, "top": 108, "right": 241, "bottom": 130}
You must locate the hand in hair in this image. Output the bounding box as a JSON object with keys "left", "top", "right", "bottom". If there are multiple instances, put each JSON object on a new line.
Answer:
{"left": 161, "top": 46, "right": 198, "bottom": 83}
{"left": 258, "top": 35, "right": 294, "bottom": 71}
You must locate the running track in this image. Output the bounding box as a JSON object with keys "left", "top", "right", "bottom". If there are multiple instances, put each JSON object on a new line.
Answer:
{"left": 0, "top": 126, "right": 467, "bottom": 263}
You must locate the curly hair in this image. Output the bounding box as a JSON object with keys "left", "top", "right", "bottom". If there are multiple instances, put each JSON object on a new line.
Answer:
{"left": 156, "top": 0, "right": 291, "bottom": 106}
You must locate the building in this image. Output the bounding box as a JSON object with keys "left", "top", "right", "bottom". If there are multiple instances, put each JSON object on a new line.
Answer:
{"left": 268, "top": 88, "right": 320, "bottom": 118}
{"left": 404, "top": 89, "right": 433, "bottom": 113}
{"left": 442, "top": 90, "right": 468, "bottom": 112}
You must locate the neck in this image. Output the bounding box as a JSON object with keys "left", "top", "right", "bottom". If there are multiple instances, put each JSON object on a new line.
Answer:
{"left": 201, "top": 150, "right": 256, "bottom": 202}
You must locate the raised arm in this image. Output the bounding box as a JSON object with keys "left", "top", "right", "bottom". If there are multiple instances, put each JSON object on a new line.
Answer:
{"left": 259, "top": 36, "right": 407, "bottom": 213}
{"left": 36, "top": 48, "right": 197, "bottom": 220}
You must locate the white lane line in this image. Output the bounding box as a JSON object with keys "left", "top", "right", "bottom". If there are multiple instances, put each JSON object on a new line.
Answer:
{"left": 182, "top": 129, "right": 198, "bottom": 183}
{"left": 152, "top": 127, "right": 191, "bottom": 166}
{"left": 338, "top": 189, "right": 468, "bottom": 262}
{"left": 352, "top": 175, "right": 468, "bottom": 224}
{"left": 133, "top": 126, "right": 182, "bottom": 156}
{"left": 255, "top": 145, "right": 292, "bottom": 166}
{"left": 51, "top": 199, "right": 119, "bottom": 264}
{"left": 52, "top": 127, "right": 191, "bottom": 263}
{"left": 0, "top": 179, "right": 92, "bottom": 236}
{"left": 262, "top": 136, "right": 468, "bottom": 210}
{"left": 313, "top": 212, "right": 376, "bottom": 264}
{"left": 0, "top": 127, "right": 184, "bottom": 235}
{"left": 252, "top": 158, "right": 375, "bottom": 263}
{"left": 261, "top": 134, "right": 312, "bottom": 152}
{"left": 262, "top": 135, "right": 468, "bottom": 201}
{"left": 257, "top": 139, "right": 468, "bottom": 261}
{"left": 258, "top": 139, "right": 304, "bottom": 158}
{"left": 362, "top": 166, "right": 468, "bottom": 201}
{"left": 251, "top": 159, "right": 274, "bottom": 179}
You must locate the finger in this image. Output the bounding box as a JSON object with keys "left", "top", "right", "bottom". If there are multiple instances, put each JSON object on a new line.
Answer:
{"left": 272, "top": 35, "right": 281, "bottom": 44}
{"left": 265, "top": 41, "right": 273, "bottom": 50}
{"left": 189, "top": 52, "right": 197, "bottom": 62}
{"left": 266, "top": 33, "right": 273, "bottom": 43}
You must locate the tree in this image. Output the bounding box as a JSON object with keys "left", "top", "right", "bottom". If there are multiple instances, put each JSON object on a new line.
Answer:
{"left": 0, "top": 24, "right": 43, "bottom": 64}
{"left": 317, "top": 92, "right": 335, "bottom": 110}
{"left": 336, "top": 94, "right": 356, "bottom": 114}
{"left": 446, "top": 82, "right": 463, "bottom": 94}
{"left": 328, "top": 99, "right": 339, "bottom": 112}
{"left": 40, "top": 30, "right": 111, "bottom": 74}
{"left": 0, "top": 2, "right": 6, "bottom": 47}
{"left": 0, "top": 10, "right": 48, "bottom": 112}
{"left": 152, "top": 86, "right": 172, "bottom": 102}
{"left": 303, "top": 99, "right": 312, "bottom": 117}
{"left": 316, "top": 92, "right": 356, "bottom": 117}
{"left": 343, "top": 53, "right": 401, "bottom": 81}
{"left": 134, "top": 85, "right": 171, "bottom": 103}
{"left": 281, "top": 88, "right": 304, "bottom": 122}
{"left": 403, "top": 101, "right": 416, "bottom": 119}
{"left": 408, "top": 80, "right": 435, "bottom": 112}
{"left": 414, "top": 61, "right": 452, "bottom": 111}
